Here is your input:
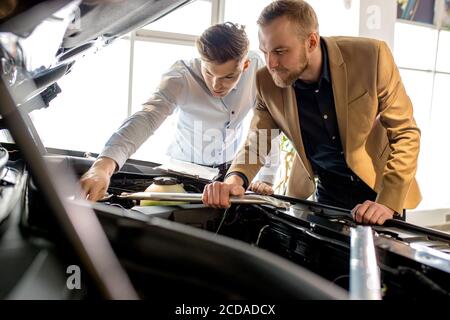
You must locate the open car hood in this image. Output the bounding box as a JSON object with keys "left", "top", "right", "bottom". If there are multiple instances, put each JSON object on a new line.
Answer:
{"left": 0, "top": 0, "right": 191, "bottom": 104}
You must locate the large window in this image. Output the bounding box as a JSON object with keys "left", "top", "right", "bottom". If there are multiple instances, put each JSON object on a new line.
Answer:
{"left": 394, "top": 21, "right": 450, "bottom": 210}
{"left": 224, "top": 0, "right": 273, "bottom": 51}
{"left": 30, "top": 39, "right": 130, "bottom": 153}
{"left": 306, "top": 0, "right": 360, "bottom": 36}
{"left": 436, "top": 29, "right": 450, "bottom": 72}
{"left": 143, "top": 0, "right": 212, "bottom": 35}
{"left": 224, "top": 0, "right": 359, "bottom": 52}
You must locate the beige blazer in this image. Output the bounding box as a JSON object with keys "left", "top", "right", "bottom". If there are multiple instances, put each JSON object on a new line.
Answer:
{"left": 229, "top": 36, "right": 421, "bottom": 214}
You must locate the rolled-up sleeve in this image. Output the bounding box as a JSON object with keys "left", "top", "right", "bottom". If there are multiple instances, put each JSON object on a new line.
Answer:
{"left": 99, "top": 61, "right": 188, "bottom": 170}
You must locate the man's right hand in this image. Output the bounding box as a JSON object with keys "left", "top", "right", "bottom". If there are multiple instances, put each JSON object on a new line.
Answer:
{"left": 202, "top": 175, "right": 245, "bottom": 208}
{"left": 79, "top": 157, "right": 117, "bottom": 202}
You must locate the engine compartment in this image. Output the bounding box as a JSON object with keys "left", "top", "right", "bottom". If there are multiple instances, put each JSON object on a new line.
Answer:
{"left": 2, "top": 146, "right": 450, "bottom": 300}
{"left": 98, "top": 159, "right": 450, "bottom": 300}
{"left": 1, "top": 147, "right": 349, "bottom": 299}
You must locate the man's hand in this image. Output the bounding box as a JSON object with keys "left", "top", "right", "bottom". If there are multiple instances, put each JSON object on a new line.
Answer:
{"left": 79, "top": 157, "right": 117, "bottom": 202}
{"left": 202, "top": 175, "right": 245, "bottom": 208}
{"left": 248, "top": 181, "right": 274, "bottom": 195}
{"left": 351, "top": 200, "right": 395, "bottom": 225}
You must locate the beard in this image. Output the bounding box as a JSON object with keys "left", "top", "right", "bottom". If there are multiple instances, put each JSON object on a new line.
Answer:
{"left": 270, "top": 51, "right": 309, "bottom": 88}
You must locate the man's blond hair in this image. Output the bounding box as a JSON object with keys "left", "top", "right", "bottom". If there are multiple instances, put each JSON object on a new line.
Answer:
{"left": 257, "top": 0, "right": 319, "bottom": 39}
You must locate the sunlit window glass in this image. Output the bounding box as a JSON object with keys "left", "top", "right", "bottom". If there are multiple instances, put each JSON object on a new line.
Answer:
{"left": 394, "top": 22, "right": 438, "bottom": 70}
{"left": 143, "top": 0, "right": 212, "bottom": 35}
{"left": 436, "top": 29, "right": 450, "bottom": 73}
{"left": 31, "top": 39, "right": 130, "bottom": 153}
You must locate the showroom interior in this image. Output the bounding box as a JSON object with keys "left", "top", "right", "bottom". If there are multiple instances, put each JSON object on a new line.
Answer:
{"left": 3, "top": 0, "right": 450, "bottom": 303}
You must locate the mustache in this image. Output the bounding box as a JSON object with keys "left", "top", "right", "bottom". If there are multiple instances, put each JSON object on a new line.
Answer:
{"left": 270, "top": 68, "right": 289, "bottom": 73}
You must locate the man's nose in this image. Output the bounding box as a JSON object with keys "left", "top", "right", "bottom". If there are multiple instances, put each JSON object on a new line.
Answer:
{"left": 267, "top": 53, "right": 278, "bottom": 70}
{"left": 212, "top": 78, "right": 223, "bottom": 89}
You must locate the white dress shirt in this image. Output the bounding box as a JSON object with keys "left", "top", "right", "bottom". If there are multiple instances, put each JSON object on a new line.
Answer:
{"left": 99, "top": 51, "right": 280, "bottom": 183}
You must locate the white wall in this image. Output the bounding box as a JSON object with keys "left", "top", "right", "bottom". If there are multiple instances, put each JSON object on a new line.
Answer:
{"left": 359, "top": 0, "right": 397, "bottom": 48}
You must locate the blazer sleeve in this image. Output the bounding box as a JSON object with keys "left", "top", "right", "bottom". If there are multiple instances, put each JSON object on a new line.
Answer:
{"left": 375, "top": 41, "right": 421, "bottom": 214}
{"left": 99, "top": 61, "right": 187, "bottom": 170}
{"left": 228, "top": 70, "right": 280, "bottom": 184}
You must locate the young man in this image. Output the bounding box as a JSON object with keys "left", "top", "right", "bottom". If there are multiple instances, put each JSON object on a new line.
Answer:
{"left": 202, "top": 0, "right": 422, "bottom": 226}
{"left": 81, "top": 22, "right": 279, "bottom": 201}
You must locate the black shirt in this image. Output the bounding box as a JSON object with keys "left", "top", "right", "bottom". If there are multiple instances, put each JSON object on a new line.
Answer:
{"left": 293, "top": 39, "right": 379, "bottom": 210}
{"left": 293, "top": 39, "right": 354, "bottom": 180}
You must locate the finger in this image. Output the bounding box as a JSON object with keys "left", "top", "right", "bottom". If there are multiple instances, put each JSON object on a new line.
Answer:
{"left": 368, "top": 210, "right": 383, "bottom": 225}
{"left": 362, "top": 205, "right": 377, "bottom": 224}
{"left": 90, "top": 179, "right": 109, "bottom": 201}
{"left": 351, "top": 204, "right": 361, "bottom": 220}
{"left": 86, "top": 188, "right": 98, "bottom": 201}
{"left": 255, "top": 183, "right": 265, "bottom": 194}
{"left": 202, "top": 185, "right": 209, "bottom": 205}
{"left": 256, "top": 186, "right": 266, "bottom": 194}
{"left": 97, "top": 188, "right": 108, "bottom": 201}
{"left": 79, "top": 182, "right": 90, "bottom": 199}
{"left": 82, "top": 176, "right": 105, "bottom": 201}
{"left": 212, "top": 182, "right": 221, "bottom": 207}
{"left": 260, "top": 184, "right": 272, "bottom": 195}
{"left": 355, "top": 201, "right": 372, "bottom": 223}
{"left": 79, "top": 176, "right": 95, "bottom": 194}
{"left": 380, "top": 209, "right": 395, "bottom": 225}
{"left": 248, "top": 183, "right": 257, "bottom": 193}
{"left": 90, "top": 186, "right": 106, "bottom": 202}
{"left": 220, "top": 184, "right": 231, "bottom": 208}
{"left": 376, "top": 213, "right": 389, "bottom": 226}
{"left": 83, "top": 182, "right": 97, "bottom": 201}
{"left": 207, "top": 184, "right": 216, "bottom": 208}
{"left": 204, "top": 184, "right": 216, "bottom": 207}
{"left": 79, "top": 177, "right": 92, "bottom": 193}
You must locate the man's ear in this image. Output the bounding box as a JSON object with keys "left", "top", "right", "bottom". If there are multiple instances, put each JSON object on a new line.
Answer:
{"left": 307, "top": 32, "right": 320, "bottom": 52}
{"left": 242, "top": 58, "right": 251, "bottom": 71}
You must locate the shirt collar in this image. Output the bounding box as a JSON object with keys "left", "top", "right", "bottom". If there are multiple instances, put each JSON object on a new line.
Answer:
{"left": 294, "top": 37, "right": 330, "bottom": 90}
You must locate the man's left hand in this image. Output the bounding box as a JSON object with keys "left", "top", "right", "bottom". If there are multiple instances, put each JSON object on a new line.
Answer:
{"left": 248, "top": 181, "right": 274, "bottom": 195}
{"left": 351, "top": 200, "right": 395, "bottom": 225}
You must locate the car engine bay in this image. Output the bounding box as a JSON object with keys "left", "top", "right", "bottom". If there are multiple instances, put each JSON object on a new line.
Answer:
{"left": 2, "top": 146, "right": 449, "bottom": 300}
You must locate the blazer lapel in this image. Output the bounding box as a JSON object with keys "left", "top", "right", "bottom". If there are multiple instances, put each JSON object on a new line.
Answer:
{"left": 323, "top": 37, "right": 348, "bottom": 154}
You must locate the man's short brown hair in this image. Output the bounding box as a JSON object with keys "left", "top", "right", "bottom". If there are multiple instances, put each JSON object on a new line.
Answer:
{"left": 257, "top": 0, "right": 319, "bottom": 39}
{"left": 196, "top": 22, "right": 249, "bottom": 64}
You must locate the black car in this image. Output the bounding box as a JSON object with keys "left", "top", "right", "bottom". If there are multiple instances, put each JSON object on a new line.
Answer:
{"left": 1, "top": 0, "right": 450, "bottom": 301}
